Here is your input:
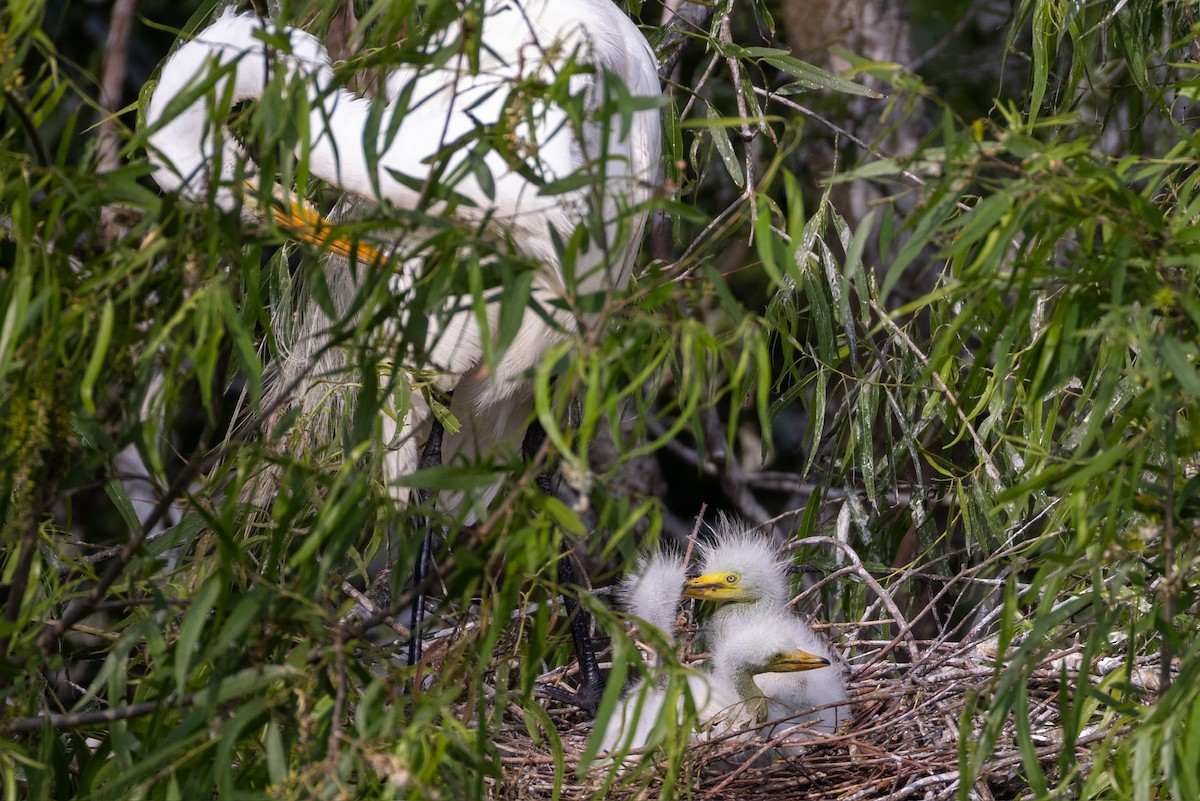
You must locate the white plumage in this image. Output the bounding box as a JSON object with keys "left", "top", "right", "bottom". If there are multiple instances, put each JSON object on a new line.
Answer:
{"left": 144, "top": 1, "right": 662, "bottom": 508}
{"left": 619, "top": 550, "right": 688, "bottom": 640}
{"left": 596, "top": 550, "right": 687, "bottom": 759}
{"left": 694, "top": 611, "right": 832, "bottom": 742}
{"left": 683, "top": 518, "right": 851, "bottom": 741}
{"left": 689, "top": 517, "right": 792, "bottom": 640}
{"left": 596, "top": 548, "right": 833, "bottom": 764}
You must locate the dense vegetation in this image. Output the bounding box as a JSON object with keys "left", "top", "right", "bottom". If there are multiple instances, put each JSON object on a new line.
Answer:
{"left": 2, "top": 0, "right": 1198, "bottom": 798}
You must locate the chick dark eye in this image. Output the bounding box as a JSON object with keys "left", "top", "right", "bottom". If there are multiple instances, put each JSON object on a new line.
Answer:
{"left": 726, "top": 574, "right": 738, "bottom": 584}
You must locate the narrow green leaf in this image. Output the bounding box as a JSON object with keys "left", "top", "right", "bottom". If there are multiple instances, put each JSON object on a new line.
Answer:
{"left": 80, "top": 298, "right": 115, "bottom": 416}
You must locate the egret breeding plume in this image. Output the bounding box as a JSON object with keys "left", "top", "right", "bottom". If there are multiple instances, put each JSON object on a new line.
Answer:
{"left": 143, "top": 0, "right": 662, "bottom": 707}
{"left": 684, "top": 518, "right": 850, "bottom": 737}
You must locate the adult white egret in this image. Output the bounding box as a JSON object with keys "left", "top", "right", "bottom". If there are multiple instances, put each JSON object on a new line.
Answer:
{"left": 683, "top": 518, "right": 850, "bottom": 738}
{"left": 143, "top": 0, "right": 662, "bottom": 709}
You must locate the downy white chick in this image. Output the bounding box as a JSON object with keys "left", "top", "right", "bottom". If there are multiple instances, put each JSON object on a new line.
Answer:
{"left": 683, "top": 518, "right": 850, "bottom": 740}
{"left": 596, "top": 550, "right": 687, "bottom": 759}
{"left": 597, "top": 550, "right": 831, "bottom": 763}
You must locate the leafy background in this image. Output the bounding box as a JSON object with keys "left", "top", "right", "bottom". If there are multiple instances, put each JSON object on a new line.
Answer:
{"left": 2, "top": 0, "right": 1199, "bottom": 798}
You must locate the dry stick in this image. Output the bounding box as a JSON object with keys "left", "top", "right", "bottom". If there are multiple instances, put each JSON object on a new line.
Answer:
{"left": 657, "top": 0, "right": 720, "bottom": 80}
{"left": 788, "top": 533, "right": 922, "bottom": 660}
{"left": 907, "top": 9, "right": 977, "bottom": 72}
{"left": 870, "top": 549, "right": 1014, "bottom": 671}
{"left": 336, "top": 551, "right": 457, "bottom": 644}
{"left": 42, "top": 327, "right": 367, "bottom": 650}
{"left": 0, "top": 525, "right": 40, "bottom": 670}
{"left": 670, "top": 184, "right": 753, "bottom": 283}
{"left": 4, "top": 89, "right": 52, "bottom": 168}
{"left": 661, "top": 14, "right": 755, "bottom": 282}
{"left": 735, "top": 503, "right": 1012, "bottom": 611}
{"left": 340, "top": 580, "right": 412, "bottom": 640}
{"left": 95, "top": 0, "right": 137, "bottom": 173}
{"left": 2, "top": 691, "right": 197, "bottom": 735}
{"left": 753, "top": 87, "right": 976, "bottom": 217}
{"left": 853, "top": 727, "right": 1115, "bottom": 801}
{"left": 751, "top": 87, "right": 924, "bottom": 190}
{"left": 62, "top": 523, "right": 181, "bottom": 574}
{"left": 867, "top": 298, "right": 1003, "bottom": 489}
{"left": 647, "top": 415, "right": 948, "bottom": 509}
{"left": 1160, "top": 409, "right": 1176, "bottom": 698}
{"left": 324, "top": 631, "right": 348, "bottom": 773}
{"left": 916, "top": 503, "right": 1060, "bottom": 664}
{"left": 35, "top": 427, "right": 222, "bottom": 654}
{"left": 699, "top": 408, "right": 773, "bottom": 529}
{"left": 718, "top": 14, "right": 757, "bottom": 232}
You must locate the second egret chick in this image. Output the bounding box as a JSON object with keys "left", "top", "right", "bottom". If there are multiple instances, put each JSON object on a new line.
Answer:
{"left": 727, "top": 607, "right": 850, "bottom": 739}
{"left": 684, "top": 519, "right": 850, "bottom": 740}
{"left": 621, "top": 550, "right": 689, "bottom": 648}
{"left": 596, "top": 550, "right": 688, "bottom": 759}
{"left": 695, "top": 611, "right": 832, "bottom": 748}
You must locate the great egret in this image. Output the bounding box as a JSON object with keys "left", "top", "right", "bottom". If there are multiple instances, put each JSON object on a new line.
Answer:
{"left": 683, "top": 516, "right": 791, "bottom": 642}
{"left": 598, "top": 602, "right": 831, "bottom": 761}
{"left": 596, "top": 549, "right": 687, "bottom": 759}
{"left": 619, "top": 549, "right": 688, "bottom": 640}
{"left": 683, "top": 518, "right": 850, "bottom": 738}
{"left": 143, "top": 0, "right": 662, "bottom": 708}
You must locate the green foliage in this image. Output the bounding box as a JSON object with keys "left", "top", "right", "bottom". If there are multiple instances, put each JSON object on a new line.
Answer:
{"left": 2, "top": 0, "right": 1200, "bottom": 798}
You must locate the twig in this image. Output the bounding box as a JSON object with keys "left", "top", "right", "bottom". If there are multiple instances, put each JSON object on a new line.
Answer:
{"left": 325, "top": 631, "right": 347, "bottom": 771}
{"left": 787, "top": 533, "right": 922, "bottom": 661}
{"left": 95, "top": 0, "right": 139, "bottom": 172}
{"left": 699, "top": 407, "right": 773, "bottom": 530}
{"left": 867, "top": 298, "right": 1002, "bottom": 489}
{"left": 1160, "top": 408, "right": 1176, "bottom": 697}
{"left": 37, "top": 423, "right": 221, "bottom": 654}
{"left": 3, "top": 89, "right": 53, "bottom": 168}
{"left": 339, "top": 579, "right": 412, "bottom": 640}
{"left": 2, "top": 692, "right": 197, "bottom": 734}
{"left": 718, "top": 14, "right": 757, "bottom": 233}
{"left": 753, "top": 86, "right": 973, "bottom": 215}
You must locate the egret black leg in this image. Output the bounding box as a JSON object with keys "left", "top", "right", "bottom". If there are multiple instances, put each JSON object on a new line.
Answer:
{"left": 408, "top": 417, "right": 445, "bottom": 669}
{"left": 524, "top": 421, "right": 606, "bottom": 714}
{"left": 553, "top": 545, "right": 606, "bottom": 714}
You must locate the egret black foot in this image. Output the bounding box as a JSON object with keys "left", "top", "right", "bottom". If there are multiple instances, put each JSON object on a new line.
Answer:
{"left": 535, "top": 675, "right": 606, "bottom": 715}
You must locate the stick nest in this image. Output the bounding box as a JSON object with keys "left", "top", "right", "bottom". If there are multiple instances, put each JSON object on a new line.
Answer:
{"left": 492, "top": 607, "right": 1157, "bottom": 800}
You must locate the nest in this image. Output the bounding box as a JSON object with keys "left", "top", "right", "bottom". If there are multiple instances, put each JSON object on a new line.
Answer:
{"left": 492, "top": 617, "right": 1154, "bottom": 800}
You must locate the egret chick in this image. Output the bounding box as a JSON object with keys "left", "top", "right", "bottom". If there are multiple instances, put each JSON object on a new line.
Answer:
{"left": 684, "top": 519, "right": 850, "bottom": 738}
{"left": 716, "top": 606, "right": 850, "bottom": 739}
{"left": 620, "top": 550, "right": 688, "bottom": 644}
{"left": 596, "top": 563, "right": 831, "bottom": 764}
{"left": 696, "top": 611, "right": 831, "bottom": 746}
{"left": 683, "top": 516, "right": 790, "bottom": 644}
{"left": 596, "top": 550, "right": 687, "bottom": 759}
